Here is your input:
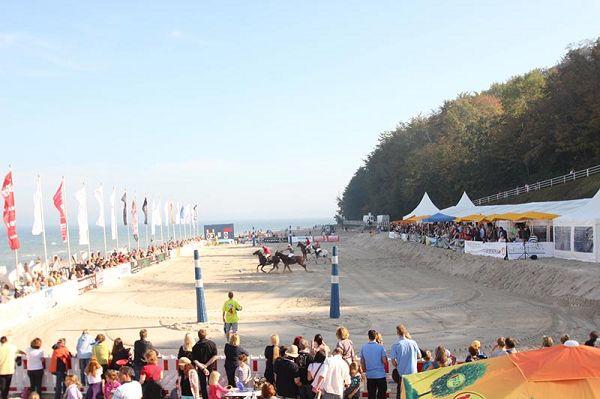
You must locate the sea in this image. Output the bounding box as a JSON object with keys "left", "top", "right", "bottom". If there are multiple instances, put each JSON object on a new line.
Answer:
{"left": 0, "top": 217, "right": 333, "bottom": 273}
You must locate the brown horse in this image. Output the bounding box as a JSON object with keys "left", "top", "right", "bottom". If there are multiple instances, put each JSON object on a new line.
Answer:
{"left": 274, "top": 250, "right": 308, "bottom": 272}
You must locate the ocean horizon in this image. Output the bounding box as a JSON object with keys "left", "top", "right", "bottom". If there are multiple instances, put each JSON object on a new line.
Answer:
{"left": 0, "top": 216, "right": 333, "bottom": 272}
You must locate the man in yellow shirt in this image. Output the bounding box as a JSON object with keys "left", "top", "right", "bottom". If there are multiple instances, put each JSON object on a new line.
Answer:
{"left": 222, "top": 291, "right": 242, "bottom": 340}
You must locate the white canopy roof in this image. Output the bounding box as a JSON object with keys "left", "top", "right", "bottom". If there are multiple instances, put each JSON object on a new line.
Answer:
{"left": 403, "top": 192, "right": 440, "bottom": 219}
{"left": 440, "top": 192, "right": 475, "bottom": 216}
{"left": 439, "top": 194, "right": 590, "bottom": 218}
{"left": 554, "top": 189, "right": 600, "bottom": 225}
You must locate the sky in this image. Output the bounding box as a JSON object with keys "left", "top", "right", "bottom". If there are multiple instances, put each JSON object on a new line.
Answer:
{"left": 2, "top": 0, "right": 600, "bottom": 225}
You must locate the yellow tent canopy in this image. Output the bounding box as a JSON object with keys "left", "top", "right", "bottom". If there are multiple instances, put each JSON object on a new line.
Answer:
{"left": 455, "top": 214, "right": 487, "bottom": 223}
{"left": 485, "top": 212, "right": 523, "bottom": 221}
{"left": 401, "top": 215, "right": 431, "bottom": 223}
{"left": 515, "top": 211, "right": 559, "bottom": 221}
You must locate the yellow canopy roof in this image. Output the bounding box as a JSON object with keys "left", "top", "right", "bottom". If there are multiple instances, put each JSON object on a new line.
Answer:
{"left": 515, "top": 211, "right": 559, "bottom": 221}
{"left": 401, "top": 214, "right": 430, "bottom": 223}
{"left": 486, "top": 212, "right": 523, "bottom": 221}
{"left": 455, "top": 214, "right": 487, "bottom": 222}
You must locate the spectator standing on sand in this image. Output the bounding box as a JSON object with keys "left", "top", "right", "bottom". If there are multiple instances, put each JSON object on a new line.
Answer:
{"left": 224, "top": 334, "right": 249, "bottom": 386}
{"left": 113, "top": 366, "right": 143, "bottom": 399}
{"left": 0, "top": 336, "right": 24, "bottom": 399}
{"left": 311, "top": 334, "right": 330, "bottom": 357}
{"left": 273, "top": 345, "right": 300, "bottom": 399}
{"left": 178, "top": 333, "right": 195, "bottom": 362}
{"left": 264, "top": 334, "right": 283, "bottom": 384}
{"left": 360, "top": 330, "right": 388, "bottom": 399}
{"left": 307, "top": 350, "right": 326, "bottom": 392}
{"left": 223, "top": 292, "right": 243, "bottom": 340}
{"left": 335, "top": 327, "right": 355, "bottom": 365}
{"left": 26, "top": 338, "right": 45, "bottom": 394}
{"left": 192, "top": 329, "right": 218, "bottom": 399}
{"left": 92, "top": 334, "right": 110, "bottom": 373}
{"left": 295, "top": 339, "right": 315, "bottom": 399}
{"left": 390, "top": 325, "right": 420, "bottom": 399}
{"left": 49, "top": 338, "right": 72, "bottom": 399}
{"left": 313, "top": 348, "right": 350, "bottom": 399}
{"left": 85, "top": 358, "right": 103, "bottom": 399}
{"left": 133, "top": 330, "right": 155, "bottom": 381}
{"left": 77, "top": 330, "right": 94, "bottom": 384}
{"left": 176, "top": 358, "right": 200, "bottom": 399}
{"left": 490, "top": 338, "right": 508, "bottom": 358}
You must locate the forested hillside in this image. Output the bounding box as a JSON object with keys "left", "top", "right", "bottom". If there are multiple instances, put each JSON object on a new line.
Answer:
{"left": 338, "top": 39, "right": 600, "bottom": 220}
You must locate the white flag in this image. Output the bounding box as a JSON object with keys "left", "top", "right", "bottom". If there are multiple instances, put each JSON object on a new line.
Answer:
{"left": 75, "top": 186, "right": 90, "bottom": 245}
{"left": 109, "top": 187, "right": 117, "bottom": 240}
{"left": 94, "top": 185, "right": 105, "bottom": 228}
{"left": 32, "top": 178, "right": 44, "bottom": 235}
{"left": 175, "top": 202, "right": 181, "bottom": 225}
{"left": 151, "top": 200, "right": 158, "bottom": 235}
{"left": 164, "top": 200, "right": 170, "bottom": 227}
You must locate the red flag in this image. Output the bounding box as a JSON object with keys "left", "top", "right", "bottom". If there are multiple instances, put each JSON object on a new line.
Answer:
{"left": 2, "top": 171, "right": 20, "bottom": 250}
{"left": 53, "top": 181, "right": 68, "bottom": 242}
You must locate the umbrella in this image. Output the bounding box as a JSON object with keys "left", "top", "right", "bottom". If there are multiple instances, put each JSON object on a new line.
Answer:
{"left": 402, "top": 344, "right": 600, "bottom": 399}
{"left": 421, "top": 213, "right": 456, "bottom": 223}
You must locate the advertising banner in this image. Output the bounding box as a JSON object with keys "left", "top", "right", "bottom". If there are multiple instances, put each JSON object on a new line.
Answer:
{"left": 506, "top": 242, "right": 555, "bottom": 260}
{"left": 464, "top": 241, "right": 507, "bottom": 258}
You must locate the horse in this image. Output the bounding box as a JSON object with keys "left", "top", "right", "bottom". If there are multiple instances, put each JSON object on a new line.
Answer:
{"left": 274, "top": 250, "right": 308, "bottom": 272}
{"left": 310, "top": 244, "right": 329, "bottom": 263}
{"left": 252, "top": 250, "right": 281, "bottom": 273}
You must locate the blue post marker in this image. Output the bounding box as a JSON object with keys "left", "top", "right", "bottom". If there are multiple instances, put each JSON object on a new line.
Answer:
{"left": 194, "top": 249, "right": 208, "bottom": 322}
{"left": 330, "top": 246, "right": 340, "bottom": 318}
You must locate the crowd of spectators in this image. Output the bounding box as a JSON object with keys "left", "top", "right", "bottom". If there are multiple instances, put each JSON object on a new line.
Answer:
{"left": 392, "top": 221, "right": 539, "bottom": 243}
{"left": 0, "top": 238, "right": 201, "bottom": 303}
{"left": 0, "top": 327, "right": 598, "bottom": 399}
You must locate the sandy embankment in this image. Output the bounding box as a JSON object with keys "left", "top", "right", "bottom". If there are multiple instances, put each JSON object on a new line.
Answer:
{"left": 4, "top": 233, "right": 599, "bottom": 358}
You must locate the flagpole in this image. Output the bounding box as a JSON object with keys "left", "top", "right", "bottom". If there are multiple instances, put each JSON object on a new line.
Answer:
{"left": 100, "top": 184, "right": 108, "bottom": 256}
{"left": 63, "top": 177, "right": 73, "bottom": 269}
{"left": 84, "top": 181, "right": 91, "bottom": 259}
{"left": 114, "top": 187, "right": 119, "bottom": 250}
{"left": 38, "top": 175, "right": 49, "bottom": 274}
{"left": 172, "top": 204, "right": 176, "bottom": 242}
{"left": 135, "top": 193, "right": 140, "bottom": 251}
{"left": 159, "top": 197, "right": 164, "bottom": 243}
{"left": 144, "top": 194, "right": 149, "bottom": 248}
{"left": 126, "top": 189, "right": 131, "bottom": 252}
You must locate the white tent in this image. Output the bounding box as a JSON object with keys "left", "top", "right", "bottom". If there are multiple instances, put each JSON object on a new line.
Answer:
{"left": 439, "top": 198, "right": 589, "bottom": 218}
{"left": 552, "top": 189, "right": 600, "bottom": 263}
{"left": 439, "top": 192, "right": 475, "bottom": 216}
{"left": 403, "top": 192, "right": 440, "bottom": 219}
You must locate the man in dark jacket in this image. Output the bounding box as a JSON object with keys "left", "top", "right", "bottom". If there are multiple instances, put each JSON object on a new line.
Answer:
{"left": 192, "top": 329, "right": 218, "bottom": 399}
{"left": 133, "top": 329, "right": 154, "bottom": 380}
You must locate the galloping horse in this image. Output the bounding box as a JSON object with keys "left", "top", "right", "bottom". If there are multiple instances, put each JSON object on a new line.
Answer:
{"left": 297, "top": 242, "right": 328, "bottom": 264}
{"left": 275, "top": 250, "right": 308, "bottom": 272}
{"left": 252, "top": 250, "right": 281, "bottom": 273}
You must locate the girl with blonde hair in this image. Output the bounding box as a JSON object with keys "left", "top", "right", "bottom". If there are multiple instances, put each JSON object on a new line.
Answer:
{"left": 264, "top": 334, "right": 281, "bottom": 384}
{"left": 335, "top": 326, "right": 355, "bottom": 364}
{"left": 208, "top": 371, "right": 229, "bottom": 399}
{"left": 178, "top": 333, "right": 196, "bottom": 360}
{"left": 85, "top": 359, "right": 103, "bottom": 399}
{"left": 64, "top": 375, "right": 83, "bottom": 399}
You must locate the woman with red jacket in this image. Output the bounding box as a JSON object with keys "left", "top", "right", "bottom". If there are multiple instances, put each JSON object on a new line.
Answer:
{"left": 48, "top": 339, "right": 72, "bottom": 399}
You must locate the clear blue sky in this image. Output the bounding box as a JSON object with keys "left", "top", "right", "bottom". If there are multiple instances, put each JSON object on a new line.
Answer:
{"left": 2, "top": 0, "right": 599, "bottom": 224}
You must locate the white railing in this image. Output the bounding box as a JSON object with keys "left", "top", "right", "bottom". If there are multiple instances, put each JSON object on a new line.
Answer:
{"left": 474, "top": 165, "right": 600, "bottom": 205}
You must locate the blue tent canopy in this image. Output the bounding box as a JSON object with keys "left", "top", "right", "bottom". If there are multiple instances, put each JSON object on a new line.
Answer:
{"left": 421, "top": 212, "right": 456, "bottom": 223}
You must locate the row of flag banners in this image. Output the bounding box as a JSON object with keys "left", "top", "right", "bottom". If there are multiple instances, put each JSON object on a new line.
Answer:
{"left": 2, "top": 170, "right": 198, "bottom": 251}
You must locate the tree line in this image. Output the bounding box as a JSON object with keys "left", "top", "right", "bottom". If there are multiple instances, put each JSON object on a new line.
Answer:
{"left": 338, "top": 38, "right": 600, "bottom": 221}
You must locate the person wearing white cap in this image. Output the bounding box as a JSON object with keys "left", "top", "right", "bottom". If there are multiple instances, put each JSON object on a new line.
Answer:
{"left": 177, "top": 357, "right": 200, "bottom": 399}
{"left": 273, "top": 345, "right": 300, "bottom": 399}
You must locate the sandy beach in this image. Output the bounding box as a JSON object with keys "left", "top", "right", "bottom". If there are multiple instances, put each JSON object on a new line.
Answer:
{"left": 5, "top": 232, "right": 600, "bottom": 356}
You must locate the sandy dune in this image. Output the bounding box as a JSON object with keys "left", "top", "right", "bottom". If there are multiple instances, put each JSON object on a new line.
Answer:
{"left": 5, "top": 232, "right": 599, "bottom": 358}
